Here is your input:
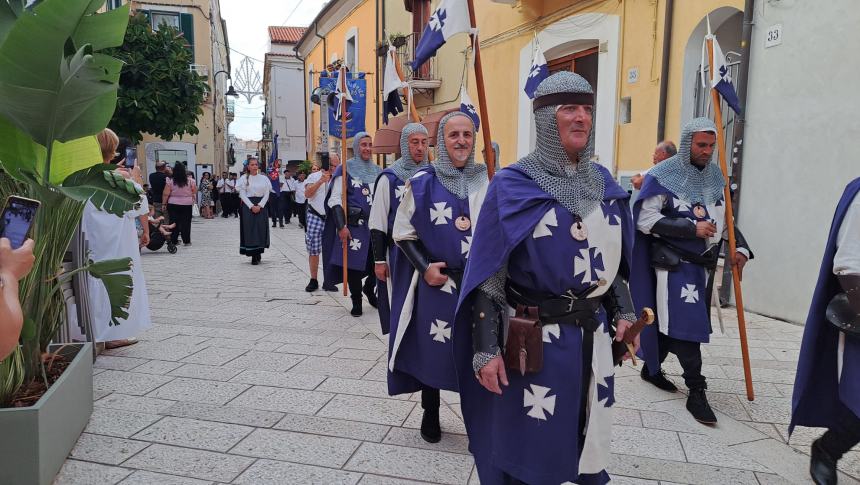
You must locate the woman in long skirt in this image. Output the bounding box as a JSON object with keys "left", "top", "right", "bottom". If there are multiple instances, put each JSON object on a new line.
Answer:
{"left": 237, "top": 158, "right": 271, "bottom": 265}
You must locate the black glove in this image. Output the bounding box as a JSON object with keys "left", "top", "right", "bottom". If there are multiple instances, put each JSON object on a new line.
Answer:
{"left": 651, "top": 217, "right": 697, "bottom": 239}
{"left": 331, "top": 205, "right": 346, "bottom": 231}
{"left": 733, "top": 226, "right": 754, "bottom": 259}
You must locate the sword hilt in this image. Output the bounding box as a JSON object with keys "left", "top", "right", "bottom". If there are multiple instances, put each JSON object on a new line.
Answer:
{"left": 613, "top": 307, "right": 655, "bottom": 365}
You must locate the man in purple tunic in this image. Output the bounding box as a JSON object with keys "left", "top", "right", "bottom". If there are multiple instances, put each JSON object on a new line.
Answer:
{"left": 388, "top": 113, "right": 489, "bottom": 444}
{"left": 325, "top": 133, "right": 382, "bottom": 316}
{"left": 369, "top": 123, "right": 430, "bottom": 335}
{"left": 791, "top": 178, "right": 860, "bottom": 485}
{"left": 456, "top": 72, "right": 638, "bottom": 484}
{"left": 631, "top": 117, "right": 752, "bottom": 425}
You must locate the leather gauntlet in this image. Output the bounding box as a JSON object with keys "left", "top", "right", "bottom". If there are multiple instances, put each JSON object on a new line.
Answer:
{"left": 839, "top": 273, "right": 860, "bottom": 314}
{"left": 397, "top": 239, "right": 431, "bottom": 274}
{"left": 733, "top": 227, "right": 754, "bottom": 259}
{"left": 472, "top": 290, "right": 504, "bottom": 371}
{"left": 331, "top": 205, "right": 346, "bottom": 231}
{"left": 603, "top": 274, "right": 637, "bottom": 325}
{"left": 370, "top": 229, "right": 388, "bottom": 263}
{"left": 651, "top": 217, "right": 697, "bottom": 239}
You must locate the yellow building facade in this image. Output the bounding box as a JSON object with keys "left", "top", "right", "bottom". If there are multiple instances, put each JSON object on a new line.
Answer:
{"left": 296, "top": 0, "right": 381, "bottom": 159}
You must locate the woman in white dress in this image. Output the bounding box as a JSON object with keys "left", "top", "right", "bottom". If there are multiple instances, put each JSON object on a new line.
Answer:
{"left": 237, "top": 158, "right": 271, "bottom": 265}
{"left": 82, "top": 129, "right": 151, "bottom": 348}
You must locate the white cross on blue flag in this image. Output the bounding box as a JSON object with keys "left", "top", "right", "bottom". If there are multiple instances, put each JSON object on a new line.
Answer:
{"left": 411, "top": 0, "right": 472, "bottom": 71}
{"left": 459, "top": 85, "right": 480, "bottom": 130}
{"left": 702, "top": 27, "right": 741, "bottom": 114}
{"left": 524, "top": 42, "right": 549, "bottom": 99}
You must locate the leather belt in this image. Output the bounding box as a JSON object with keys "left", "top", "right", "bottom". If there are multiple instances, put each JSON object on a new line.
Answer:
{"left": 505, "top": 281, "right": 603, "bottom": 332}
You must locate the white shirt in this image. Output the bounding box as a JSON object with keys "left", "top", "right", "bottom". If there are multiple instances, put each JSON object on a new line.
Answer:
{"left": 237, "top": 173, "right": 271, "bottom": 208}
{"left": 834, "top": 193, "right": 860, "bottom": 276}
{"left": 305, "top": 171, "right": 327, "bottom": 215}
{"left": 217, "top": 179, "right": 236, "bottom": 193}
{"left": 295, "top": 179, "right": 308, "bottom": 204}
{"left": 284, "top": 178, "right": 299, "bottom": 192}
{"left": 368, "top": 175, "right": 391, "bottom": 234}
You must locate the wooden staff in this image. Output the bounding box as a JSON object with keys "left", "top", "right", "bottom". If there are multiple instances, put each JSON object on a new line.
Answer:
{"left": 706, "top": 36, "right": 754, "bottom": 401}
{"left": 466, "top": 0, "right": 495, "bottom": 179}
{"left": 340, "top": 66, "right": 349, "bottom": 296}
{"left": 392, "top": 49, "right": 434, "bottom": 160}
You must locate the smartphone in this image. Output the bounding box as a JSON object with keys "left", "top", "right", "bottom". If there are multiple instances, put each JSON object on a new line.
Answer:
{"left": 0, "top": 196, "right": 40, "bottom": 249}
{"left": 320, "top": 152, "right": 330, "bottom": 171}
{"left": 124, "top": 146, "right": 137, "bottom": 169}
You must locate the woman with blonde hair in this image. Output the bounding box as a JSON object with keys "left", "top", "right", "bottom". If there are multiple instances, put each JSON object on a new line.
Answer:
{"left": 80, "top": 128, "right": 152, "bottom": 349}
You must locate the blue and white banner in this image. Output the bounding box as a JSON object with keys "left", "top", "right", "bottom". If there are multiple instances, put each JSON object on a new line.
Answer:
{"left": 382, "top": 46, "right": 406, "bottom": 124}
{"left": 702, "top": 31, "right": 741, "bottom": 114}
{"left": 320, "top": 72, "right": 367, "bottom": 139}
{"left": 459, "top": 85, "right": 479, "bottom": 130}
{"left": 411, "top": 0, "right": 472, "bottom": 71}
{"left": 524, "top": 41, "right": 549, "bottom": 99}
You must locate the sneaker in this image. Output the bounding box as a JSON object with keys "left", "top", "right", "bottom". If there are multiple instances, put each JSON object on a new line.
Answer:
{"left": 420, "top": 408, "right": 442, "bottom": 443}
{"left": 810, "top": 438, "right": 838, "bottom": 485}
{"left": 686, "top": 388, "right": 717, "bottom": 425}
{"left": 641, "top": 364, "right": 678, "bottom": 393}
{"left": 305, "top": 279, "right": 319, "bottom": 292}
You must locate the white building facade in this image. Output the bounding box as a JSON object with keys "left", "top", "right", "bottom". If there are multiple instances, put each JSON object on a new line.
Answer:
{"left": 263, "top": 27, "right": 308, "bottom": 163}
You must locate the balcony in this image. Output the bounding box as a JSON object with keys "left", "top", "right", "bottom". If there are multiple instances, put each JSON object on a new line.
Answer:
{"left": 394, "top": 33, "right": 442, "bottom": 91}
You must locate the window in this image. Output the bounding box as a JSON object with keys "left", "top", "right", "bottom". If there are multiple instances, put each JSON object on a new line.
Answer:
{"left": 345, "top": 28, "right": 358, "bottom": 73}
{"left": 105, "top": 0, "right": 123, "bottom": 10}
{"left": 151, "top": 12, "right": 181, "bottom": 32}
{"left": 547, "top": 47, "right": 599, "bottom": 95}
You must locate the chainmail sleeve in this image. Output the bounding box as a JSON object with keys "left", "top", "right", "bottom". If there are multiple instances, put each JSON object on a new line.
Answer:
{"left": 477, "top": 265, "right": 508, "bottom": 305}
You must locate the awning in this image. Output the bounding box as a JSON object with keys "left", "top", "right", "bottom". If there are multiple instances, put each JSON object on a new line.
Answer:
{"left": 373, "top": 108, "right": 458, "bottom": 155}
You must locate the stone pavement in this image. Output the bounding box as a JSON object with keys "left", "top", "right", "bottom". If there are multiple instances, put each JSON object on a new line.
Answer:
{"left": 55, "top": 217, "right": 860, "bottom": 485}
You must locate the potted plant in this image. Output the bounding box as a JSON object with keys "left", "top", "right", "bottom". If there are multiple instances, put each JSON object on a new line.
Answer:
{"left": 0, "top": 1, "right": 140, "bottom": 484}
{"left": 389, "top": 32, "right": 409, "bottom": 48}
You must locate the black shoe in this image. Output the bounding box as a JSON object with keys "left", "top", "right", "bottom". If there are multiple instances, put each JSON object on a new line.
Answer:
{"left": 272, "top": 222, "right": 277, "bottom": 227}
{"left": 279, "top": 223, "right": 284, "bottom": 228}
{"left": 641, "top": 364, "right": 678, "bottom": 393}
{"left": 322, "top": 285, "right": 338, "bottom": 292}
{"left": 810, "top": 438, "right": 838, "bottom": 485}
{"left": 686, "top": 388, "right": 717, "bottom": 425}
{"left": 363, "top": 285, "right": 378, "bottom": 308}
{"left": 305, "top": 279, "right": 319, "bottom": 292}
{"left": 350, "top": 298, "right": 362, "bottom": 317}
{"left": 420, "top": 408, "right": 442, "bottom": 443}
{"left": 234, "top": 215, "right": 238, "bottom": 218}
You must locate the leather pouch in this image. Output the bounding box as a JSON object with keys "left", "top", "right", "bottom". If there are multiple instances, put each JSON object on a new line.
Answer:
{"left": 347, "top": 207, "right": 365, "bottom": 226}
{"left": 650, "top": 239, "right": 681, "bottom": 271}
{"left": 503, "top": 305, "right": 543, "bottom": 376}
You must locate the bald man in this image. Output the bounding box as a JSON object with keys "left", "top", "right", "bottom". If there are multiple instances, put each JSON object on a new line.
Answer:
{"left": 631, "top": 140, "right": 677, "bottom": 190}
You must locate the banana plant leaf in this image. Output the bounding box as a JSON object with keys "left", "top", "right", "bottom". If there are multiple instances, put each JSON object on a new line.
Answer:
{"left": 85, "top": 257, "right": 133, "bottom": 325}
{"left": 0, "top": 0, "right": 128, "bottom": 149}
{"left": 58, "top": 163, "right": 143, "bottom": 217}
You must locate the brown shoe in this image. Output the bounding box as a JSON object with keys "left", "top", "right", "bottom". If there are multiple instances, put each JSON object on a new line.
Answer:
{"left": 104, "top": 338, "right": 139, "bottom": 350}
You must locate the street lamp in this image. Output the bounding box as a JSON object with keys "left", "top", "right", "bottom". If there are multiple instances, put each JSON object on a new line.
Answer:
{"left": 213, "top": 69, "right": 239, "bottom": 98}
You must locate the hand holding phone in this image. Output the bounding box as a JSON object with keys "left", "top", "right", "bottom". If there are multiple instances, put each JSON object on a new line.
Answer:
{"left": 320, "top": 152, "right": 330, "bottom": 171}
{"left": 0, "top": 238, "right": 35, "bottom": 281}
{"left": 0, "top": 196, "right": 40, "bottom": 250}
{"left": 124, "top": 147, "right": 137, "bottom": 169}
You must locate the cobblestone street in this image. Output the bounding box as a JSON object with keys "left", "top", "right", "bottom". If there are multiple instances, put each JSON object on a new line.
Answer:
{"left": 55, "top": 217, "right": 860, "bottom": 485}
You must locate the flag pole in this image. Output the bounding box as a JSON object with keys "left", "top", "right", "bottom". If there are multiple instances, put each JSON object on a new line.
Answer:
{"left": 339, "top": 66, "right": 349, "bottom": 297}
{"left": 392, "top": 51, "right": 422, "bottom": 123}
{"left": 465, "top": 0, "right": 495, "bottom": 179}
{"left": 706, "top": 36, "right": 755, "bottom": 401}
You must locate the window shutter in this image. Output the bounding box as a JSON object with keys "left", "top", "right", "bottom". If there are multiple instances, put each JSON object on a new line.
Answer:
{"left": 180, "top": 13, "right": 195, "bottom": 62}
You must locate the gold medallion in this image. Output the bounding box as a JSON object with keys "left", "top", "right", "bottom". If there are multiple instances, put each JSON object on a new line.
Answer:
{"left": 455, "top": 216, "right": 472, "bottom": 231}
{"left": 693, "top": 205, "right": 707, "bottom": 219}
{"left": 361, "top": 187, "right": 370, "bottom": 196}
{"left": 570, "top": 221, "right": 588, "bottom": 241}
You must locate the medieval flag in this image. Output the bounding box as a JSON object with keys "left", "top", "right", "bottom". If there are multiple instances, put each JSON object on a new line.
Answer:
{"left": 459, "top": 85, "right": 480, "bottom": 130}
{"left": 267, "top": 133, "right": 280, "bottom": 194}
{"left": 524, "top": 40, "right": 549, "bottom": 99}
{"left": 411, "top": 0, "right": 472, "bottom": 71}
{"left": 702, "top": 26, "right": 741, "bottom": 114}
{"left": 382, "top": 45, "right": 407, "bottom": 124}
{"left": 333, "top": 68, "right": 353, "bottom": 123}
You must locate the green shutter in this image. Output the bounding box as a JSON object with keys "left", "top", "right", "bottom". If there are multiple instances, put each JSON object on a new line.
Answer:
{"left": 180, "top": 13, "right": 195, "bottom": 62}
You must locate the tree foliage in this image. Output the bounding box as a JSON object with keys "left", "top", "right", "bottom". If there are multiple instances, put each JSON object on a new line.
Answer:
{"left": 105, "top": 13, "right": 208, "bottom": 144}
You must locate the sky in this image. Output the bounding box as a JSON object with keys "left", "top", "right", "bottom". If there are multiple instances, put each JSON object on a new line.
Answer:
{"left": 220, "top": 0, "right": 327, "bottom": 141}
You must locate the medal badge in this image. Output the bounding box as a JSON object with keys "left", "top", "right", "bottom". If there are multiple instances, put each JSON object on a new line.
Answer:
{"left": 455, "top": 216, "right": 471, "bottom": 232}
{"left": 570, "top": 221, "right": 588, "bottom": 241}
{"left": 361, "top": 187, "right": 370, "bottom": 196}
{"left": 692, "top": 205, "right": 707, "bottom": 219}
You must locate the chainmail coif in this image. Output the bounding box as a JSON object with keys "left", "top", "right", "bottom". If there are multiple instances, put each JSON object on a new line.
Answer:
{"left": 390, "top": 123, "right": 428, "bottom": 182}
{"left": 346, "top": 131, "right": 382, "bottom": 185}
{"left": 648, "top": 117, "right": 725, "bottom": 205}
{"left": 432, "top": 112, "right": 488, "bottom": 199}
{"left": 515, "top": 71, "right": 606, "bottom": 218}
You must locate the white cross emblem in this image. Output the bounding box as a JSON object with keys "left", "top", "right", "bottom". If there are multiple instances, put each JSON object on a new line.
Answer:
{"left": 429, "top": 319, "right": 451, "bottom": 343}
{"left": 673, "top": 197, "right": 691, "bottom": 214}
{"left": 440, "top": 277, "right": 457, "bottom": 295}
{"left": 430, "top": 202, "right": 452, "bottom": 225}
{"left": 573, "top": 247, "right": 604, "bottom": 285}
{"left": 429, "top": 8, "right": 445, "bottom": 31}
{"left": 461, "top": 236, "right": 472, "bottom": 259}
{"left": 349, "top": 239, "right": 362, "bottom": 251}
{"left": 351, "top": 178, "right": 363, "bottom": 188}
{"left": 529, "top": 64, "right": 542, "bottom": 78}
{"left": 523, "top": 384, "right": 556, "bottom": 421}
{"left": 533, "top": 208, "right": 558, "bottom": 239}
{"left": 680, "top": 284, "right": 699, "bottom": 303}
{"left": 542, "top": 324, "right": 560, "bottom": 343}
{"left": 394, "top": 185, "right": 407, "bottom": 202}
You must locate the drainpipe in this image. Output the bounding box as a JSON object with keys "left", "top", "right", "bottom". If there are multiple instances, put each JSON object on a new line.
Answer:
{"left": 656, "top": 0, "right": 674, "bottom": 142}
{"left": 731, "top": 0, "right": 755, "bottom": 217}
{"left": 294, "top": 46, "right": 309, "bottom": 160}
{"left": 315, "top": 23, "right": 327, "bottom": 68}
